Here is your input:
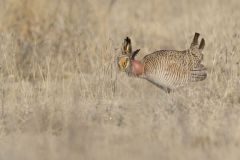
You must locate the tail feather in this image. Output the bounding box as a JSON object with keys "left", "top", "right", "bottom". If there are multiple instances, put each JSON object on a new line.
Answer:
{"left": 199, "top": 38, "right": 205, "bottom": 50}
{"left": 189, "top": 33, "right": 205, "bottom": 63}
{"left": 190, "top": 64, "right": 207, "bottom": 82}
{"left": 190, "top": 32, "right": 200, "bottom": 48}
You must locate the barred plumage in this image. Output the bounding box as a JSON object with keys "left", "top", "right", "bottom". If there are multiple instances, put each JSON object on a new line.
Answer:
{"left": 117, "top": 33, "right": 207, "bottom": 93}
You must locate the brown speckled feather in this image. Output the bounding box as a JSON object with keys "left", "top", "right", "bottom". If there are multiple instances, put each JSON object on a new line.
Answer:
{"left": 141, "top": 48, "right": 206, "bottom": 90}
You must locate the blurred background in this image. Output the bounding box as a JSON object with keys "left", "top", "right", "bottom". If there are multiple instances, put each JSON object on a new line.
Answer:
{"left": 0, "top": 0, "right": 240, "bottom": 159}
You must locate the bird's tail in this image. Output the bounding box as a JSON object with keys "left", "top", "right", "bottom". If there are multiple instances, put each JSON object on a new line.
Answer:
{"left": 190, "top": 64, "right": 207, "bottom": 82}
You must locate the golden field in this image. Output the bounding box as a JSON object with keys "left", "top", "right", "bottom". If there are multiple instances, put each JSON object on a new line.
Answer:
{"left": 0, "top": 0, "right": 240, "bottom": 159}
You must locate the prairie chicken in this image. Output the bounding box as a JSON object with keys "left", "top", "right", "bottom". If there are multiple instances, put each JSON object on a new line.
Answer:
{"left": 117, "top": 33, "right": 207, "bottom": 93}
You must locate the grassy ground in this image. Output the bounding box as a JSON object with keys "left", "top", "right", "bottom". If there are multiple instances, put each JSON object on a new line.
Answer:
{"left": 0, "top": 0, "right": 240, "bottom": 159}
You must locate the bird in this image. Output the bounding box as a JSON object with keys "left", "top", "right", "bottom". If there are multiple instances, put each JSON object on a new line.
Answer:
{"left": 117, "top": 32, "right": 207, "bottom": 93}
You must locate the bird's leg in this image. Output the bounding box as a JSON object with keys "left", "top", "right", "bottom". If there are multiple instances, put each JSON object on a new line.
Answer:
{"left": 164, "top": 87, "right": 171, "bottom": 94}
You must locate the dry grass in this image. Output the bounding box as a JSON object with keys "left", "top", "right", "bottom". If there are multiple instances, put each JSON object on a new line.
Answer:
{"left": 0, "top": 0, "right": 240, "bottom": 159}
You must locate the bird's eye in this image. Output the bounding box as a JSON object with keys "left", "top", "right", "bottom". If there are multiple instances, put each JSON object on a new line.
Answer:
{"left": 117, "top": 56, "right": 129, "bottom": 70}
{"left": 123, "top": 61, "right": 126, "bottom": 67}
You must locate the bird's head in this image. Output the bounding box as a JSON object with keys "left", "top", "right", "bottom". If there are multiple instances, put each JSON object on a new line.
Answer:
{"left": 117, "top": 37, "right": 140, "bottom": 72}
{"left": 117, "top": 55, "right": 130, "bottom": 71}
